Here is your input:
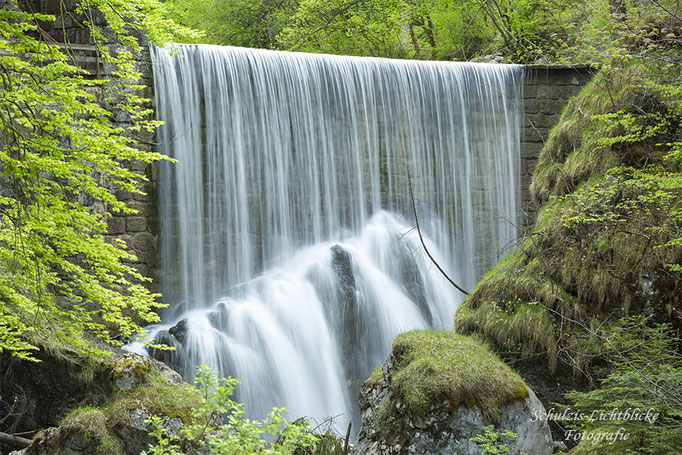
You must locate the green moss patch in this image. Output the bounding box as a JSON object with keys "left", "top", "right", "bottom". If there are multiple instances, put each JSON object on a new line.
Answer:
{"left": 388, "top": 331, "right": 528, "bottom": 421}
{"left": 532, "top": 64, "right": 679, "bottom": 204}
{"left": 48, "top": 362, "right": 202, "bottom": 454}
{"left": 56, "top": 407, "right": 122, "bottom": 455}
{"left": 456, "top": 300, "right": 558, "bottom": 373}
{"left": 365, "top": 365, "right": 384, "bottom": 388}
{"left": 107, "top": 367, "right": 202, "bottom": 426}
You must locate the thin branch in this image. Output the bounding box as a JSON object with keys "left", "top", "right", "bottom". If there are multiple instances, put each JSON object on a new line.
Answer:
{"left": 406, "top": 167, "right": 470, "bottom": 296}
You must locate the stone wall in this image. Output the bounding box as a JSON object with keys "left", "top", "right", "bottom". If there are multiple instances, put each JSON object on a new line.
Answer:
{"left": 26, "top": 0, "right": 161, "bottom": 290}
{"left": 521, "top": 66, "right": 594, "bottom": 228}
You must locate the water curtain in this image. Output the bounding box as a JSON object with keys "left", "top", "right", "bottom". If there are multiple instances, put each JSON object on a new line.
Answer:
{"left": 147, "top": 44, "right": 523, "bottom": 434}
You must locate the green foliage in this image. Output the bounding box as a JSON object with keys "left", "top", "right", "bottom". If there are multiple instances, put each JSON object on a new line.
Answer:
{"left": 470, "top": 425, "right": 523, "bottom": 455}
{"left": 142, "top": 365, "right": 336, "bottom": 455}
{"left": 387, "top": 331, "right": 529, "bottom": 420}
{"left": 563, "top": 316, "right": 682, "bottom": 454}
{"left": 166, "top": 0, "right": 294, "bottom": 47}
{"left": 455, "top": 299, "right": 558, "bottom": 372}
{"left": 277, "top": 0, "right": 409, "bottom": 58}
{"left": 0, "top": 1, "right": 194, "bottom": 360}
{"left": 43, "top": 359, "right": 201, "bottom": 454}
{"left": 108, "top": 368, "right": 202, "bottom": 425}
{"left": 164, "top": 0, "right": 574, "bottom": 61}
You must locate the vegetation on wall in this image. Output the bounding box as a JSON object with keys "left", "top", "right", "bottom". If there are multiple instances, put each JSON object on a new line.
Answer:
{"left": 0, "top": 0, "right": 195, "bottom": 362}
{"left": 377, "top": 331, "right": 529, "bottom": 421}
{"left": 455, "top": 2, "right": 682, "bottom": 452}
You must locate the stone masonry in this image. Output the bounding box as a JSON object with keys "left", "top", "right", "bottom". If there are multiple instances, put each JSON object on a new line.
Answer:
{"left": 521, "top": 65, "right": 594, "bottom": 228}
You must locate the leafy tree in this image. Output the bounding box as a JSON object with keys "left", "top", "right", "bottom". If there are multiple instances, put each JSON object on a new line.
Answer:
{"left": 277, "top": 0, "right": 410, "bottom": 57}
{"left": 0, "top": 0, "right": 193, "bottom": 361}
{"left": 164, "top": 0, "right": 576, "bottom": 61}
{"left": 470, "top": 425, "right": 524, "bottom": 455}
{"left": 167, "top": 0, "right": 297, "bottom": 48}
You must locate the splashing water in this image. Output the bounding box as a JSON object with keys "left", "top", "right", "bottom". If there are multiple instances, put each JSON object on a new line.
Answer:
{"left": 137, "top": 44, "right": 523, "bottom": 435}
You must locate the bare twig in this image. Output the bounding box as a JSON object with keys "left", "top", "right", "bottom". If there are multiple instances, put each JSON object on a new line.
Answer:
{"left": 406, "top": 167, "right": 470, "bottom": 296}
{"left": 0, "top": 431, "right": 32, "bottom": 451}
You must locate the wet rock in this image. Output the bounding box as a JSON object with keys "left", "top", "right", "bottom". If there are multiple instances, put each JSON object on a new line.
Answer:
{"left": 168, "top": 318, "right": 189, "bottom": 345}
{"left": 147, "top": 329, "right": 184, "bottom": 374}
{"left": 397, "top": 251, "right": 432, "bottom": 325}
{"left": 113, "top": 353, "right": 151, "bottom": 391}
{"left": 329, "top": 245, "right": 361, "bottom": 365}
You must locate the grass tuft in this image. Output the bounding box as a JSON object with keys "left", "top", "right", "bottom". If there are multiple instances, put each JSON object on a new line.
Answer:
{"left": 57, "top": 407, "right": 122, "bottom": 455}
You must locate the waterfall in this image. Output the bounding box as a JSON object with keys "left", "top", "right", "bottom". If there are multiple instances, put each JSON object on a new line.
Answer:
{"left": 142, "top": 44, "right": 523, "bottom": 435}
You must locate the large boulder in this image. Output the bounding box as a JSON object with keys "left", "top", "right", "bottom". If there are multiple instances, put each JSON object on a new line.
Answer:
{"left": 352, "top": 331, "right": 553, "bottom": 455}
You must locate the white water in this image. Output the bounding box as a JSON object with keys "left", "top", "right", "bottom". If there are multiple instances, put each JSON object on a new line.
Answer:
{"left": 142, "top": 44, "right": 523, "bottom": 434}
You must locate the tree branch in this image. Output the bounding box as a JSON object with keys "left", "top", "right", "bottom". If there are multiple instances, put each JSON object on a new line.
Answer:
{"left": 406, "top": 167, "right": 470, "bottom": 296}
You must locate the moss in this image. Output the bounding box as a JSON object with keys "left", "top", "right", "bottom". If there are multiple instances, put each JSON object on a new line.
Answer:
{"left": 461, "top": 62, "right": 682, "bottom": 382}
{"left": 107, "top": 368, "right": 202, "bottom": 426}
{"left": 531, "top": 63, "right": 677, "bottom": 204}
{"left": 365, "top": 365, "right": 384, "bottom": 387}
{"left": 45, "top": 362, "right": 202, "bottom": 454}
{"left": 112, "top": 353, "right": 152, "bottom": 383}
{"left": 24, "top": 317, "right": 116, "bottom": 372}
{"left": 388, "top": 331, "right": 528, "bottom": 422}
{"left": 57, "top": 407, "right": 122, "bottom": 455}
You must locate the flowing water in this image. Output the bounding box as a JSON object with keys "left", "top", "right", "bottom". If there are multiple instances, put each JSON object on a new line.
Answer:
{"left": 138, "top": 44, "right": 523, "bottom": 434}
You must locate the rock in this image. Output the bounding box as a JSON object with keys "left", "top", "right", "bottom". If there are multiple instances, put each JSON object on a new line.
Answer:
{"left": 9, "top": 405, "right": 183, "bottom": 455}
{"left": 397, "top": 249, "right": 432, "bottom": 325}
{"left": 6, "top": 349, "right": 198, "bottom": 455}
{"left": 0, "top": 351, "right": 112, "bottom": 435}
{"left": 168, "top": 318, "right": 189, "bottom": 345}
{"left": 148, "top": 329, "right": 184, "bottom": 374}
{"left": 353, "top": 332, "right": 553, "bottom": 455}
{"left": 152, "top": 359, "right": 184, "bottom": 385}
{"left": 113, "top": 353, "right": 151, "bottom": 391}
{"left": 329, "top": 244, "right": 365, "bottom": 418}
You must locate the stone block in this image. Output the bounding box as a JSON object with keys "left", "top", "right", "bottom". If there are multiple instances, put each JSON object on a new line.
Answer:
{"left": 526, "top": 113, "right": 561, "bottom": 129}
{"left": 115, "top": 188, "right": 133, "bottom": 201}
{"left": 524, "top": 99, "right": 540, "bottom": 114}
{"left": 127, "top": 217, "right": 147, "bottom": 233}
{"left": 520, "top": 141, "right": 544, "bottom": 160}
{"left": 521, "top": 158, "right": 538, "bottom": 176}
{"left": 132, "top": 232, "right": 155, "bottom": 252}
{"left": 133, "top": 190, "right": 149, "bottom": 202}
{"left": 106, "top": 216, "right": 126, "bottom": 235}
{"left": 127, "top": 200, "right": 152, "bottom": 217}
{"left": 521, "top": 173, "right": 533, "bottom": 189}
{"left": 522, "top": 127, "right": 548, "bottom": 142}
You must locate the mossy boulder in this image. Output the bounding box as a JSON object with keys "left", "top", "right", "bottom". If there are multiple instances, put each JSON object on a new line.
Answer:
{"left": 352, "top": 331, "right": 552, "bottom": 455}
{"left": 6, "top": 350, "right": 201, "bottom": 455}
